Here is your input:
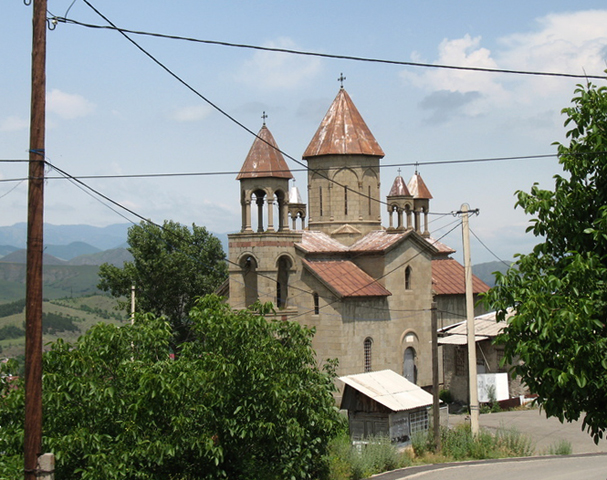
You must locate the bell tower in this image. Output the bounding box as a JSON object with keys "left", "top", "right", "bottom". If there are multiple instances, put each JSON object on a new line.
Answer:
{"left": 303, "top": 86, "right": 384, "bottom": 244}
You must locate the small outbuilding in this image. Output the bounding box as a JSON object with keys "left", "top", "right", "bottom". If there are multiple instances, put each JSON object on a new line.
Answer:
{"left": 339, "top": 369, "right": 435, "bottom": 443}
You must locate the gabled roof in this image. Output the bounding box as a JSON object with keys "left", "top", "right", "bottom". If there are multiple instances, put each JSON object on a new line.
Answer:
{"left": 349, "top": 230, "right": 438, "bottom": 255}
{"left": 296, "top": 231, "right": 350, "bottom": 253}
{"left": 236, "top": 125, "right": 293, "bottom": 180}
{"left": 432, "top": 258, "right": 490, "bottom": 295}
{"left": 302, "top": 259, "right": 391, "bottom": 298}
{"left": 407, "top": 173, "right": 433, "bottom": 199}
{"left": 339, "top": 370, "right": 434, "bottom": 412}
{"left": 302, "top": 88, "right": 385, "bottom": 159}
{"left": 425, "top": 237, "right": 456, "bottom": 256}
{"left": 388, "top": 175, "right": 411, "bottom": 197}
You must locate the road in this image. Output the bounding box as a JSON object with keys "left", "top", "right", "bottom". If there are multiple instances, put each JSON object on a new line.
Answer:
{"left": 372, "top": 453, "right": 607, "bottom": 480}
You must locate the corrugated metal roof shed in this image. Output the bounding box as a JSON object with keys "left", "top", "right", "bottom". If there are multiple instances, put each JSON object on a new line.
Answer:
{"left": 437, "top": 309, "right": 514, "bottom": 345}
{"left": 339, "top": 370, "right": 434, "bottom": 412}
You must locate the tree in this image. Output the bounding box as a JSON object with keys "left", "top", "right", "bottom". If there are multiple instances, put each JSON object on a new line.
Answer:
{"left": 0, "top": 295, "right": 342, "bottom": 479}
{"left": 98, "top": 220, "right": 228, "bottom": 345}
{"left": 486, "top": 80, "right": 607, "bottom": 443}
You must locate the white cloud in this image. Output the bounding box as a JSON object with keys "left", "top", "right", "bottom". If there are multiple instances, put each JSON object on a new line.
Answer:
{"left": 238, "top": 37, "right": 322, "bottom": 89}
{"left": 0, "top": 116, "right": 29, "bottom": 132}
{"left": 47, "top": 89, "right": 95, "bottom": 119}
{"left": 401, "top": 10, "right": 607, "bottom": 122}
{"left": 170, "top": 104, "right": 213, "bottom": 122}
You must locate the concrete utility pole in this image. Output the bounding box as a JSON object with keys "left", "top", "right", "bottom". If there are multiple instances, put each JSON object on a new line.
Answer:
{"left": 25, "top": 0, "right": 48, "bottom": 478}
{"left": 460, "top": 204, "right": 480, "bottom": 435}
{"left": 431, "top": 302, "right": 441, "bottom": 451}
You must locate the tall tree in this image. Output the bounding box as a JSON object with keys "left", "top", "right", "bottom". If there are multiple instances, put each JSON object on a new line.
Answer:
{"left": 0, "top": 296, "right": 342, "bottom": 479}
{"left": 486, "top": 80, "right": 607, "bottom": 443}
{"left": 98, "top": 220, "right": 228, "bottom": 345}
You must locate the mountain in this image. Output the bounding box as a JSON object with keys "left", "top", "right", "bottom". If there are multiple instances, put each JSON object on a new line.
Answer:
{"left": 0, "top": 245, "right": 19, "bottom": 257}
{"left": 45, "top": 242, "right": 101, "bottom": 260}
{"left": 0, "top": 250, "right": 67, "bottom": 266}
{"left": 0, "top": 223, "right": 131, "bottom": 250}
{"left": 68, "top": 248, "right": 133, "bottom": 267}
{"left": 472, "top": 261, "right": 511, "bottom": 288}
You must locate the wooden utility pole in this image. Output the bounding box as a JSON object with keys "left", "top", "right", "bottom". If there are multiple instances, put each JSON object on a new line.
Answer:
{"left": 460, "top": 204, "right": 479, "bottom": 435}
{"left": 25, "top": 0, "right": 47, "bottom": 478}
{"left": 431, "top": 301, "right": 441, "bottom": 451}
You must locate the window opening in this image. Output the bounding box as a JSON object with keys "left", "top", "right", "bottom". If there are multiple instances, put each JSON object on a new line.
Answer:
{"left": 364, "top": 337, "right": 373, "bottom": 372}
{"left": 313, "top": 293, "right": 319, "bottom": 314}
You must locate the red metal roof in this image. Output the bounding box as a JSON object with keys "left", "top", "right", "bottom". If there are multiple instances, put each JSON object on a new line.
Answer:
{"left": 388, "top": 175, "right": 411, "bottom": 197}
{"left": 236, "top": 125, "right": 293, "bottom": 180}
{"left": 303, "top": 259, "right": 392, "bottom": 298}
{"left": 302, "top": 88, "right": 385, "bottom": 159}
{"left": 407, "top": 173, "right": 433, "bottom": 199}
{"left": 425, "top": 237, "right": 456, "bottom": 255}
{"left": 349, "top": 230, "right": 409, "bottom": 253}
{"left": 431, "top": 258, "right": 490, "bottom": 295}
{"left": 297, "top": 231, "right": 349, "bottom": 253}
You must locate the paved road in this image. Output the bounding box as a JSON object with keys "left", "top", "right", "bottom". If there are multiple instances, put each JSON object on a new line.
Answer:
{"left": 372, "top": 453, "right": 607, "bottom": 480}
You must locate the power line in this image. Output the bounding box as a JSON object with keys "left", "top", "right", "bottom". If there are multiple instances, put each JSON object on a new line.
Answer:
{"left": 0, "top": 152, "right": 561, "bottom": 181}
{"left": 53, "top": 16, "right": 607, "bottom": 80}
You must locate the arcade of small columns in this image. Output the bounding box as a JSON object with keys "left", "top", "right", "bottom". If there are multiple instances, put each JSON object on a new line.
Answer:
{"left": 240, "top": 186, "right": 307, "bottom": 233}
{"left": 387, "top": 204, "right": 430, "bottom": 236}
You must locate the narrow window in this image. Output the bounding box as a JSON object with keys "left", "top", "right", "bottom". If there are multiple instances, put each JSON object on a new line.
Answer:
{"left": 319, "top": 187, "right": 323, "bottom": 216}
{"left": 344, "top": 187, "right": 348, "bottom": 215}
{"left": 313, "top": 293, "right": 319, "bottom": 314}
{"left": 368, "top": 185, "right": 372, "bottom": 215}
{"left": 405, "top": 266, "right": 412, "bottom": 290}
{"left": 364, "top": 337, "right": 373, "bottom": 372}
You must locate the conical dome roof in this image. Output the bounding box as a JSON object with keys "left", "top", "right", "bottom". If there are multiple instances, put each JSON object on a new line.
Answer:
{"left": 237, "top": 125, "right": 293, "bottom": 180}
{"left": 388, "top": 175, "right": 411, "bottom": 197}
{"left": 407, "top": 173, "right": 433, "bottom": 199}
{"left": 302, "top": 88, "right": 384, "bottom": 159}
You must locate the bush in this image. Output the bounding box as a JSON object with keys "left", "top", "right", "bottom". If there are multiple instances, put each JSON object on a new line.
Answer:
{"left": 439, "top": 389, "right": 453, "bottom": 404}
{"left": 543, "top": 439, "right": 572, "bottom": 456}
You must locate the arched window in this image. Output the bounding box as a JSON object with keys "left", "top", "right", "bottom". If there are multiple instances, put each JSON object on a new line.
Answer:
{"left": 242, "top": 256, "right": 258, "bottom": 307}
{"left": 405, "top": 266, "right": 412, "bottom": 290}
{"left": 344, "top": 186, "right": 348, "bottom": 215}
{"left": 313, "top": 292, "right": 319, "bottom": 315}
{"left": 276, "top": 256, "right": 291, "bottom": 309}
{"left": 364, "top": 337, "right": 373, "bottom": 372}
{"left": 404, "top": 347, "right": 417, "bottom": 384}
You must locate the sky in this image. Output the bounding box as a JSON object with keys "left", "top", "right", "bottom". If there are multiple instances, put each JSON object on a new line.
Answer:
{"left": 2, "top": 1, "right": 607, "bottom": 264}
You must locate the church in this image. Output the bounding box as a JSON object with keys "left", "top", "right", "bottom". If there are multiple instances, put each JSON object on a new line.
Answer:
{"left": 225, "top": 86, "right": 489, "bottom": 393}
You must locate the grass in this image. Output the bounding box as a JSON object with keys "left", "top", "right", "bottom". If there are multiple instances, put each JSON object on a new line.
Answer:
{"left": 328, "top": 425, "right": 536, "bottom": 480}
{"left": 541, "top": 439, "right": 573, "bottom": 456}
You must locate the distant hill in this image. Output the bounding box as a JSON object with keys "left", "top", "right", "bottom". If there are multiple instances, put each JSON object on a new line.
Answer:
{"left": 0, "top": 250, "right": 67, "bottom": 266}
{"left": 0, "top": 245, "right": 19, "bottom": 257}
{"left": 472, "top": 261, "right": 511, "bottom": 288}
{"left": 45, "top": 242, "right": 101, "bottom": 260}
{"left": 0, "top": 223, "right": 131, "bottom": 250}
{"left": 68, "top": 248, "right": 133, "bottom": 267}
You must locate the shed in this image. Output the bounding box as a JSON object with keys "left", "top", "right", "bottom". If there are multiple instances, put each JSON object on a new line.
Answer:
{"left": 339, "top": 369, "right": 435, "bottom": 443}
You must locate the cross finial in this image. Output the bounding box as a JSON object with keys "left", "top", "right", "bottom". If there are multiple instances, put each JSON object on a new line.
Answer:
{"left": 414, "top": 162, "right": 419, "bottom": 175}
{"left": 397, "top": 168, "right": 402, "bottom": 177}
{"left": 261, "top": 111, "right": 268, "bottom": 126}
{"left": 338, "top": 73, "right": 346, "bottom": 88}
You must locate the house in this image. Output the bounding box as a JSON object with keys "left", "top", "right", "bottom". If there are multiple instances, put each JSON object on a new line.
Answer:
{"left": 339, "top": 369, "right": 436, "bottom": 442}
{"left": 438, "top": 309, "right": 528, "bottom": 404}
{"left": 225, "top": 85, "right": 489, "bottom": 399}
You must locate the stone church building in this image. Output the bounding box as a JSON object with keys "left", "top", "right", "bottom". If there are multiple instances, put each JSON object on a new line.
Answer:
{"left": 226, "top": 86, "right": 488, "bottom": 392}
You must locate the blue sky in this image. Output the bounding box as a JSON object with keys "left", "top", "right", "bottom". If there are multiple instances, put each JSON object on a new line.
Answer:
{"left": 2, "top": 1, "right": 607, "bottom": 263}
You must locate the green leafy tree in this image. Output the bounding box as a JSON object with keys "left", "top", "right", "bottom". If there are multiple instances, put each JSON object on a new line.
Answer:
{"left": 486, "top": 80, "right": 607, "bottom": 443}
{"left": 98, "top": 220, "right": 228, "bottom": 345}
{"left": 0, "top": 295, "right": 342, "bottom": 479}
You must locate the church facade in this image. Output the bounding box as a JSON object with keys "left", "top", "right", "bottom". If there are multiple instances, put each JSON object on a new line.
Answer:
{"left": 226, "top": 87, "right": 488, "bottom": 391}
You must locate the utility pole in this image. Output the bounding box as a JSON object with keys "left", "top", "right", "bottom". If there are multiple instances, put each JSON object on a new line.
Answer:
{"left": 459, "top": 204, "right": 480, "bottom": 435}
{"left": 431, "top": 302, "right": 441, "bottom": 451}
{"left": 25, "top": 0, "right": 47, "bottom": 478}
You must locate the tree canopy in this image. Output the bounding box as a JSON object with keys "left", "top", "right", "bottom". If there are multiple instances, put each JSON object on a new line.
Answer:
{"left": 98, "top": 220, "right": 228, "bottom": 345}
{"left": 0, "top": 295, "right": 342, "bottom": 479}
{"left": 486, "top": 80, "right": 607, "bottom": 443}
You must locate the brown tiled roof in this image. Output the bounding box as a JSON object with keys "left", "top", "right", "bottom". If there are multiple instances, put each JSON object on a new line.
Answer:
{"left": 236, "top": 125, "right": 293, "bottom": 180}
{"left": 297, "top": 231, "right": 349, "bottom": 253}
{"left": 302, "top": 88, "right": 385, "bottom": 159}
{"left": 388, "top": 176, "right": 411, "bottom": 197}
{"left": 349, "top": 230, "right": 409, "bottom": 253}
{"left": 425, "top": 237, "right": 456, "bottom": 255}
{"left": 432, "top": 258, "right": 490, "bottom": 295}
{"left": 303, "top": 259, "right": 392, "bottom": 298}
{"left": 407, "top": 173, "right": 433, "bottom": 199}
